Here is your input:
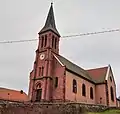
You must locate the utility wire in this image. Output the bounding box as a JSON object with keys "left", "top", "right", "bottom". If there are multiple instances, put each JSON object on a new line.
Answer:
{"left": 0, "top": 39, "right": 38, "bottom": 44}
{"left": 62, "top": 29, "right": 120, "bottom": 38}
{"left": 0, "top": 29, "right": 119, "bottom": 44}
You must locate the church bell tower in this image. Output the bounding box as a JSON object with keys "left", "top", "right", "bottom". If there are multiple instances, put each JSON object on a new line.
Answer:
{"left": 28, "top": 3, "right": 60, "bottom": 102}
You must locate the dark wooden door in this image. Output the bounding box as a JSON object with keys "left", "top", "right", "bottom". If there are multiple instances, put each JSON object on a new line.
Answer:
{"left": 36, "top": 89, "right": 42, "bottom": 101}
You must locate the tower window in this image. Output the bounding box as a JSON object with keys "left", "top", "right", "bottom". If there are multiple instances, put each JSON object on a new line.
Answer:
{"left": 90, "top": 87, "right": 93, "bottom": 99}
{"left": 82, "top": 84, "right": 86, "bottom": 96}
{"left": 73, "top": 79, "right": 77, "bottom": 93}
{"left": 110, "top": 76, "right": 112, "bottom": 82}
{"left": 55, "top": 77, "right": 58, "bottom": 88}
{"left": 38, "top": 67, "right": 41, "bottom": 76}
{"left": 52, "top": 35, "right": 54, "bottom": 48}
{"left": 41, "top": 67, "right": 44, "bottom": 76}
{"left": 55, "top": 38, "right": 57, "bottom": 49}
{"left": 44, "top": 35, "right": 47, "bottom": 47}
{"left": 110, "top": 86, "right": 114, "bottom": 101}
{"left": 41, "top": 36, "right": 44, "bottom": 48}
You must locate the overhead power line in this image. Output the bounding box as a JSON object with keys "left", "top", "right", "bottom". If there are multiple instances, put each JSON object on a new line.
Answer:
{"left": 0, "top": 39, "right": 38, "bottom": 44}
{"left": 62, "top": 29, "right": 120, "bottom": 38}
{"left": 0, "top": 29, "right": 119, "bottom": 44}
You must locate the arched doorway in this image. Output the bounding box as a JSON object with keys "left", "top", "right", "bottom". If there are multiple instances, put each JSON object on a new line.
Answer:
{"left": 35, "top": 83, "right": 42, "bottom": 102}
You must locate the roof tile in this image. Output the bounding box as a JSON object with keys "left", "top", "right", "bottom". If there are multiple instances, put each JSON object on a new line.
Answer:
{"left": 0, "top": 87, "right": 29, "bottom": 102}
{"left": 87, "top": 66, "right": 108, "bottom": 83}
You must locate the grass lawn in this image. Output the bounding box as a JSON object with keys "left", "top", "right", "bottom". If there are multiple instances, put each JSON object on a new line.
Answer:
{"left": 88, "top": 109, "right": 120, "bottom": 114}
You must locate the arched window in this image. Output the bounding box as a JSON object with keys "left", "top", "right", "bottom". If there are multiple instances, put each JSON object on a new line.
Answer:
{"left": 44, "top": 35, "right": 47, "bottom": 47}
{"left": 55, "top": 77, "right": 58, "bottom": 88}
{"left": 82, "top": 84, "right": 86, "bottom": 96}
{"left": 55, "top": 38, "right": 57, "bottom": 49}
{"left": 90, "top": 87, "right": 93, "bottom": 99}
{"left": 52, "top": 35, "right": 54, "bottom": 48}
{"left": 41, "top": 67, "right": 44, "bottom": 76}
{"left": 73, "top": 79, "right": 77, "bottom": 93}
{"left": 41, "top": 36, "right": 44, "bottom": 48}
{"left": 110, "top": 86, "right": 114, "bottom": 101}
{"left": 38, "top": 67, "right": 41, "bottom": 76}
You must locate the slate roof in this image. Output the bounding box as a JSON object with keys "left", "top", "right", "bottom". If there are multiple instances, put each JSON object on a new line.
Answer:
{"left": 55, "top": 55, "right": 94, "bottom": 83}
{"left": 0, "top": 87, "right": 28, "bottom": 102}
{"left": 39, "top": 3, "right": 60, "bottom": 36}
{"left": 87, "top": 67, "right": 108, "bottom": 83}
{"left": 55, "top": 54, "right": 108, "bottom": 84}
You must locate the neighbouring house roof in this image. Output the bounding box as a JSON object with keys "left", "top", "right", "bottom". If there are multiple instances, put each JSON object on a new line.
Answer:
{"left": 54, "top": 54, "right": 109, "bottom": 84}
{"left": 0, "top": 87, "right": 29, "bottom": 102}
{"left": 87, "top": 67, "right": 108, "bottom": 83}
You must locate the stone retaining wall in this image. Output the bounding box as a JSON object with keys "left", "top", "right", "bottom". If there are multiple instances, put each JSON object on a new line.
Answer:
{"left": 0, "top": 101, "right": 116, "bottom": 114}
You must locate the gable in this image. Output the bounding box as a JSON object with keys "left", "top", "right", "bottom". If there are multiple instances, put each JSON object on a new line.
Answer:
{"left": 106, "top": 66, "right": 116, "bottom": 85}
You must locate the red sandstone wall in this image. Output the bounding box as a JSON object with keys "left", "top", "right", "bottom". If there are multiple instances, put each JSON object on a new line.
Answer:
{"left": 28, "top": 50, "right": 52, "bottom": 101}
{"left": 52, "top": 57, "right": 65, "bottom": 100}
{"left": 28, "top": 70, "right": 46, "bottom": 101}
{"left": 28, "top": 31, "right": 60, "bottom": 101}
{"left": 65, "top": 71, "right": 96, "bottom": 104}
{"left": 95, "top": 84, "right": 107, "bottom": 105}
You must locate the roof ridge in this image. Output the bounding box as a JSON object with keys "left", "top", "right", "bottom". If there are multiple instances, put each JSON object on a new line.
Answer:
{"left": 86, "top": 66, "right": 108, "bottom": 71}
{"left": 0, "top": 87, "right": 26, "bottom": 94}
{"left": 59, "top": 55, "right": 85, "bottom": 70}
{"left": 59, "top": 55, "right": 81, "bottom": 67}
{"left": 58, "top": 54, "right": 94, "bottom": 82}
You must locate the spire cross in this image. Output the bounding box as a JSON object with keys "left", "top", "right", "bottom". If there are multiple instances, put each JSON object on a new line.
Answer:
{"left": 51, "top": 0, "right": 53, "bottom": 5}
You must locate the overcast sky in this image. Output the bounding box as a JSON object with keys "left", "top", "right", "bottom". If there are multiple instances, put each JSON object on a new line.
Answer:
{"left": 0, "top": 0, "right": 120, "bottom": 97}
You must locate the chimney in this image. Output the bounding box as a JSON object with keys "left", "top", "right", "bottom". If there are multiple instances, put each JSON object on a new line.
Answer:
{"left": 20, "top": 90, "right": 23, "bottom": 94}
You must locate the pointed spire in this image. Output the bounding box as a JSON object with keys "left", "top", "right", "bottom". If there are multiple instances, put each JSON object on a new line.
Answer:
{"left": 39, "top": 3, "right": 60, "bottom": 36}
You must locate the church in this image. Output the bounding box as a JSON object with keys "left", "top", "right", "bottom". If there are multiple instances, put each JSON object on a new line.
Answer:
{"left": 28, "top": 3, "right": 118, "bottom": 107}
{"left": 0, "top": 3, "right": 119, "bottom": 107}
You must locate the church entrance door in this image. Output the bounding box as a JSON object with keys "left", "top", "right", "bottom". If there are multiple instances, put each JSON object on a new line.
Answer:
{"left": 36, "top": 89, "right": 42, "bottom": 101}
